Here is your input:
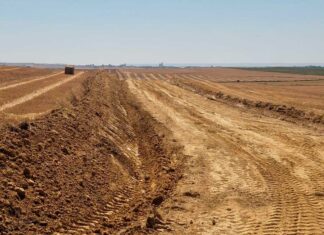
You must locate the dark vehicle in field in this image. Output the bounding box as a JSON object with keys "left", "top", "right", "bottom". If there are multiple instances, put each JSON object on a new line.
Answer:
{"left": 65, "top": 66, "right": 75, "bottom": 75}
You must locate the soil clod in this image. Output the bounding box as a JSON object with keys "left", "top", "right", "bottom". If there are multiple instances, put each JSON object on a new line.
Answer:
{"left": 152, "top": 195, "right": 164, "bottom": 206}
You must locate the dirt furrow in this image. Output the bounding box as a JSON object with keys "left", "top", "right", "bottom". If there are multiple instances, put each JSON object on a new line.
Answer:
{"left": 2, "top": 68, "right": 323, "bottom": 234}
{"left": 0, "top": 70, "right": 183, "bottom": 234}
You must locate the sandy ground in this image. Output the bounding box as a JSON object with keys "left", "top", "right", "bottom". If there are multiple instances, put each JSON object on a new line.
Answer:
{"left": 170, "top": 74, "right": 324, "bottom": 115}
{"left": 127, "top": 71, "right": 324, "bottom": 234}
{"left": 124, "top": 68, "right": 324, "bottom": 82}
{"left": 1, "top": 68, "right": 324, "bottom": 234}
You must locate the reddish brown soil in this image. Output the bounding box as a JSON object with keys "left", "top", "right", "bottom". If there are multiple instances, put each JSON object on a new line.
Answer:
{"left": 0, "top": 71, "right": 182, "bottom": 234}
{"left": 1, "top": 68, "right": 324, "bottom": 234}
{"left": 0, "top": 66, "right": 17, "bottom": 70}
{"left": 4, "top": 72, "right": 87, "bottom": 117}
{"left": 0, "top": 74, "right": 70, "bottom": 106}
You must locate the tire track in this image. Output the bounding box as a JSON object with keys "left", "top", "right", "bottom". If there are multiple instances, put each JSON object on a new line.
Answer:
{"left": 143, "top": 73, "right": 156, "bottom": 80}
{"left": 148, "top": 73, "right": 160, "bottom": 80}
{"left": 53, "top": 72, "right": 179, "bottom": 234}
{"left": 127, "top": 74, "right": 324, "bottom": 234}
{"left": 155, "top": 74, "right": 166, "bottom": 80}
{"left": 116, "top": 70, "right": 126, "bottom": 80}
{"left": 0, "top": 72, "right": 83, "bottom": 112}
{"left": 59, "top": 183, "right": 138, "bottom": 234}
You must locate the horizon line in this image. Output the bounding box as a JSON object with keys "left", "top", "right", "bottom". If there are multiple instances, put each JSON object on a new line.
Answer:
{"left": 1, "top": 62, "right": 324, "bottom": 68}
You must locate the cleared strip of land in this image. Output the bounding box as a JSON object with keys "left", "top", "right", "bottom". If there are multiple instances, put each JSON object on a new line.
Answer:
{"left": 0, "top": 72, "right": 84, "bottom": 111}
{"left": 0, "top": 71, "right": 63, "bottom": 91}
{"left": 0, "top": 68, "right": 57, "bottom": 84}
{"left": 5, "top": 72, "right": 87, "bottom": 116}
{"left": 0, "top": 73, "right": 71, "bottom": 106}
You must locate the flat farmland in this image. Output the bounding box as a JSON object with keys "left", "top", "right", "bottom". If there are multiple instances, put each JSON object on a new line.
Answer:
{"left": 0, "top": 67, "right": 87, "bottom": 123}
{"left": 123, "top": 68, "right": 324, "bottom": 234}
{"left": 1, "top": 68, "right": 324, "bottom": 234}
{"left": 4, "top": 73, "right": 87, "bottom": 117}
{"left": 0, "top": 67, "right": 58, "bottom": 84}
{"left": 123, "top": 68, "right": 324, "bottom": 120}
{"left": 124, "top": 67, "right": 324, "bottom": 82}
{"left": 222, "top": 80, "right": 324, "bottom": 114}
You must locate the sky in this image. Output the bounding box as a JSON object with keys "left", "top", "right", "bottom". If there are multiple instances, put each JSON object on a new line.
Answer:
{"left": 1, "top": 0, "right": 324, "bottom": 65}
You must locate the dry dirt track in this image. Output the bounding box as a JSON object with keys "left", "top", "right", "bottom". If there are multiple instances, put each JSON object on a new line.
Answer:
{"left": 127, "top": 72, "right": 324, "bottom": 234}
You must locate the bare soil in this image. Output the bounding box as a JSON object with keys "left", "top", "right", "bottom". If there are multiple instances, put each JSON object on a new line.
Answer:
{"left": 1, "top": 68, "right": 324, "bottom": 234}
{"left": 0, "top": 73, "right": 71, "bottom": 107}
{"left": 5, "top": 72, "right": 87, "bottom": 117}
{"left": 0, "top": 71, "right": 182, "bottom": 234}
{"left": 126, "top": 70, "right": 324, "bottom": 234}
{"left": 0, "top": 68, "right": 57, "bottom": 85}
{"left": 124, "top": 68, "right": 324, "bottom": 82}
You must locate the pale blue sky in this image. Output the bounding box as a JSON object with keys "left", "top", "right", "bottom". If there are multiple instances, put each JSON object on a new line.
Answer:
{"left": 1, "top": 0, "right": 324, "bottom": 65}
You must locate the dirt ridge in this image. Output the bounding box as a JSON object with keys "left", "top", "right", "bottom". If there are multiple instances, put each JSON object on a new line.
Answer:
{"left": 0, "top": 71, "right": 182, "bottom": 234}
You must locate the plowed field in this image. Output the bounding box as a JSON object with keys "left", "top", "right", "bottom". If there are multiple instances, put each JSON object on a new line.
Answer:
{"left": 1, "top": 68, "right": 323, "bottom": 234}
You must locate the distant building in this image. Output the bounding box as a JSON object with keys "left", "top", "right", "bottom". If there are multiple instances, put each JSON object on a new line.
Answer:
{"left": 159, "top": 62, "right": 164, "bottom": 68}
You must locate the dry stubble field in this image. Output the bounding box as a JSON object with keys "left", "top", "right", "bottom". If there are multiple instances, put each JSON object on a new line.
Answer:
{"left": 0, "top": 66, "right": 324, "bottom": 234}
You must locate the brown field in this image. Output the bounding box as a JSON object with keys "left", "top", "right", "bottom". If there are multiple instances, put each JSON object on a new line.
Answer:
{"left": 5, "top": 73, "right": 87, "bottom": 117}
{"left": 222, "top": 80, "right": 324, "bottom": 114}
{"left": 125, "top": 67, "right": 324, "bottom": 82}
{"left": 0, "top": 67, "right": 86, "bottom": 123}
{"left": 1, "top": 67, "right": 324, "bottom": 234}
{"left": 0, "top": 67, "right": 58, "bottom": 85}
